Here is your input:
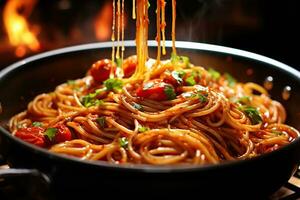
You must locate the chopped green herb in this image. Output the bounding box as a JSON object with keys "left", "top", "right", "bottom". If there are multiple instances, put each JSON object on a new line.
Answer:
{"left": 185, "top": 71, "right": 201, "bottom": 86}
{"left": 224, "top": 73, "right": 236, "bottom": 87}
{"left": 44, "top": 128, "right": 57, "bottom": 141}
{"left": 96, "top": 117, "right": 106, "bottom": 128}
{"left": 185, "top": 75, "right": 196, "bottom": 86}
{"left": 208, "top": 68, "right": 221, "bottom": 80}
{"left": 171, "top": 71, "right": 185, "bottom": 84}
{"left": 67, "top": 80, "right": 80, "bottom": 91}
{"left": 32, "top": 122, "right": 43, "bottom": 127}
{"left": 170, "top": 53, "right": 179, "bottom": 63}
{"left": 147, "top": 1, "right": 150, "bottom": 8}
{"left": 164, "top": 85, "right": 176, "bottom": 100}
{"left": 196, "top": 93, "right": 208, "bottom": 103}
{"left": 138, "top": 126, "right": 150, "bottom": 133}
{"left": 132, "top": 103, "right": 143, "bottom": 111}
{"left": 74, "top": 87, "right": 80, "bottom": 92}
{"left": 116, "top": 58, "right": 123, "bottom": 68}
{"left": 119, "top": 137, "right": 129, "bottom": 148}
{"left": 67, "top": 80, "right": 76, "bottom": 85}
{"left": 81, "top": 93, "right": 103, "bottom": 107}
{"left": 271, "top": 130, "right": 284, "bottom": 136}
{"left": 181, "top": 56, "right": 190, "bottom": 66}
{"left": 104, "top": 78, "right": 123, "bottom": 93}
{"left": 237, "top": 96, "right": 250, "bottom": 105}
{"left": 239, "top": 106, "right": 262, "bottom": 125}
{"left": 170, "top": 53, "right": 191, "bottom": 67}
{"left": 81, "top": 88, "right": 106, "bottom": 107}
{"left": 191, "top": 93, "right": 208, "bottom": 103}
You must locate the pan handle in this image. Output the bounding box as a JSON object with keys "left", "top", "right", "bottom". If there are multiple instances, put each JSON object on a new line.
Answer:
{"left": 0, "top": 168, "right": 51, "bottom": 200}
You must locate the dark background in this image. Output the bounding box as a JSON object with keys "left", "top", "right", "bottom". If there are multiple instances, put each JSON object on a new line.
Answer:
{"left": 0, "top": 0, "right": 299, "bottom": 70}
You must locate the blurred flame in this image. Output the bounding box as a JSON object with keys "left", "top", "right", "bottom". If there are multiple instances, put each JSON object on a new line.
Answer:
{"left": 94, "top": 2, "right": 113, "bottom": 41}
{"left": 3, "top": 0, "right": 40, "bottom": 57}
{"left": 94, "top": 1, "right": 128, "bottom": 41}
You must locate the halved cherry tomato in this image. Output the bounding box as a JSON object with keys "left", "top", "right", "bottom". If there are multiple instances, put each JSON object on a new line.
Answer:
{"left": 161, "top": 71, "right": 178, "bottom": 86}
{"left": 52, "top": 124, "right": 72, "bottom": 143}
{"left": 15, "top": 127, "right": 45, "bottom": 147}
{"left": 136, "top": 79, "right": 176, "bottom": 101}
{"left": 89, "top": 59, "right": 116, "bottom": 83}
{"left": 123, "top": 55, "right": 137, "bottom": 78}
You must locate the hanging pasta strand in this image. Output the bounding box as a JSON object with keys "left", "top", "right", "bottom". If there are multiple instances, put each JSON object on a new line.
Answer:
{"left": 120, "top": 0, "right": 125, "bottom": 77}
{"left": 144, "top": 0, "right": 149, "bottom": 60}
{"left": 172, "top": 0, "right": 177, "bottom": 55}
{"left": 132, "top": 0, "right": 136, "bottom": 19}
{"left": 116, "top": 0, "right": 125, "bottom": 78}
{"left": 156, "top": 0, "right": 161, "bottom": 63}
{"left": 161, "top": 0, "right": 166, "bottom": 55}
{"left": 130, "top": 0, "right": 149, "bottom": 81}
{"left": 110, "top": 0, "right": 116, "bottom": 78}
{"left": 116, "top": 0, "right": 121, "bottom": 60}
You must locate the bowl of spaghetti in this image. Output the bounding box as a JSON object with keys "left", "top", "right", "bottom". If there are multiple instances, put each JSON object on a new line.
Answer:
{"left": 1, "top": 40, "right": 300, "bottom": 199}
{"left": 1, "top": 0, "right": 300, "bottom": 199}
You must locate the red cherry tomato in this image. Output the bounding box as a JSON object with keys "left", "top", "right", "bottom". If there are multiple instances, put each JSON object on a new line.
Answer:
{"left": 123, "top": 55, "right": 137, "bottom": 78}
{"left": 89, "top": 59, "right": 116, "bottom": 83}
{"left": 161, "top": 71, "right": 179, "bottom": 86}
{"left": 52, "top": 124, "right": 72, "bottom": 143}
{"left": 15, "top": 127, "right": 45, "bottom": 147}
{"left": 136, "top": 79, "right": 176, "bottom": 101}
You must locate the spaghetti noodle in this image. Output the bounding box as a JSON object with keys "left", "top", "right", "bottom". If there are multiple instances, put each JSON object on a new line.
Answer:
{"left": 8, "top": 0, "right": 299, "bottom": 165}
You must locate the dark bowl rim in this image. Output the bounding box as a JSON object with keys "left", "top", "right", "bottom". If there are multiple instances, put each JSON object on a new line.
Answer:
{"left": 1, "top": 40, "right": 300, "bottom": 173}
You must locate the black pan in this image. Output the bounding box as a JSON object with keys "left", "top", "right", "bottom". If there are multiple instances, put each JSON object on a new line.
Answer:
{"left": 1, "top": 41, "right": 300, "bottom": 200}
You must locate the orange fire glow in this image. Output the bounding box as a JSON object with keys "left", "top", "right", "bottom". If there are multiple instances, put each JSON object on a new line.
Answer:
{"left": 94, "top": 1, "right": 127, "bottom": 41}
{"left": 3, "top": 0, "right": 40, "bottom": 57}
{"left": 94, "top": 2, "right": 113, "bottom": 41}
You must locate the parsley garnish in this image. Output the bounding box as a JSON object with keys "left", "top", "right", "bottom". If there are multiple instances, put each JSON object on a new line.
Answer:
{"left": 32, "top": 121, "right": 43, "bottom": 127}
{"left": 67, "top": 80, "right": 75, "bottom": 85}
{"left": 96, "top": 117, "right": 106, "bottom": 128}
{"left": 44, "top": 128, "right": 57, "bottom": 141}
{"left": 104, "top": 78, "right": 123, "bottom": 93}
{"left": 164, "top": 85, "right": 176, "bottom": 100}
{"left": 224, "top": 73, "right": 236, "bottom": 87}
{"left": 196, "top": 93, "right": 208, "bottom": 103}
{"left": 239, "top": 106, "right": 262, "bottom": 125}
{"left": 132, "top": 103, "right": 143, "bottom": 111}
{"left": 237, "top": 96, "right": 250, "bottom": 105}
{"left": 185, "top": 71, "right": 200, "bottom": 86}
{"left": 271, "top": 130, "right": 284, "bottom": 136}
{"left": 138, "top": 126, "right": 150, "bottom": 133}
{"left": 191, "top": 93, "right": 208, "bottom": 103}
{"left": 67, "top": 80, "right": 79, "bottom": 91}
{"left": 171, "top": 53, "right": 191, "bottom": 67}
{"left": 208, "top": 68, "right": 221, "bottom": 80}
{"left": 119, "top": 137, "right": 129, "bottom": 148}
{"left": 116, "top": 58, "right": 123, "bottom": 68}
{"left": 81, "top": 91, "right": 104, "bottom": 107}
{"left": 185, "top": 75, "right": 196, "bottom": 86}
